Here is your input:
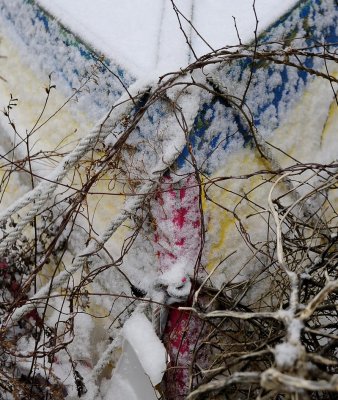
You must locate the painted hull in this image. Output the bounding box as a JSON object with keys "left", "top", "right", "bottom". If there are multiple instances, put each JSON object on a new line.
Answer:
{"left": 0, "top": 1, "right": 337, "bottom": 399}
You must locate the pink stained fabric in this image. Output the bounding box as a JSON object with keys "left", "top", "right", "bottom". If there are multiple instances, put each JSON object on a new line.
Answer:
{"left": 151, "top": 174, "right": 201, "bottom": 273}
{"left": 151, "top": 173, "right": 204, "bottom": 399}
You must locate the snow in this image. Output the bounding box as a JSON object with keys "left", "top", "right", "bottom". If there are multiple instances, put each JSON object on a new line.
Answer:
{"left": 274, "top": 342, "right": 301, "bottom": 369}
{"left": 122, "top": 312, "right": 167, "bottom": 385}
{"left": 274, "top": 316, "right": 303, "bottom": 369}
{"left": 287, "top": 319, "right": 303, "bottom": 344}
{"left": 36, "top": 0, "right": 298, "bottom": 78}
{"left": 104, "top": 341, "right": 159, "bottom": 400}
{"left": 157, "top": 260, "right": 192, "bottom": 301}
{"left": 0, "top": 0, "right": 135, "bottom": 121}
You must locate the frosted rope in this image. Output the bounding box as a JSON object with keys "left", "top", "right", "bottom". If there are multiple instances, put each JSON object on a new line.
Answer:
{"left": 0, "top": 97, "right": 139, "bottom": 257}
{"left": 90, "top": 337, "right": 122, "bottom": 383}
{"left": 0, "top": 186, "right": 53, "bottom": 253}
{"left": 4, "top": 151, "right": 181, "bottom": 327}
{"left": 0, "top": 129, "right": 100, "bottom": 223}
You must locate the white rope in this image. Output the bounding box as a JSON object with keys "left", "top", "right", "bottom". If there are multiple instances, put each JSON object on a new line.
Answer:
{"left": 0, "top": 94, "right": 142, "bottom": 256}
{"left": 2, "top": 76, "right": 200, "bottom": 400}
{"left": 1, "top": 129, "right": 99, "bottom": 222}
{"left": 0, "top": 188, "right": 52, "bottom": 253}
{"left": 4, "top": 149, "right": 181, "bottom": 327}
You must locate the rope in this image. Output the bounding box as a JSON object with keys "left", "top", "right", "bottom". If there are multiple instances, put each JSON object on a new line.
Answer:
{"left": 0, "top": 94, "right": 141, "bottom": 257}
{"left": 4, "top": 149, "right": 182, "bottom": 327}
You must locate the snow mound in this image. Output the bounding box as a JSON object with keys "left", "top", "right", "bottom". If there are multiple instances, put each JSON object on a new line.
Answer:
{"left": 123, "top": 312, "right": 167, "bottom": 385}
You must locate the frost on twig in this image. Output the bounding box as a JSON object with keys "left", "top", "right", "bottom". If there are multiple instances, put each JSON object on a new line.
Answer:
{"left": 182, "top": 163, "right": 338, "bottom": 399}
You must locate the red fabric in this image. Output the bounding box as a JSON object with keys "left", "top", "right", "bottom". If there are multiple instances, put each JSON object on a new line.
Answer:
{"left": 152, "top": 174, "right": 201, "bottom": 273}
{"left": 151, "top": 174, "right": 203, "bottom": 398}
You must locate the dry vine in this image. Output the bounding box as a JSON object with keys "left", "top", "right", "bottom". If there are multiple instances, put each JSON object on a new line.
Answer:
{"left": 0, "top": 2, "right": 337, "bottom": 399}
